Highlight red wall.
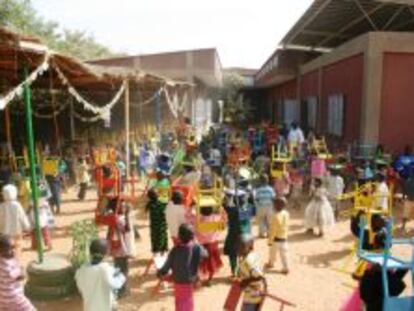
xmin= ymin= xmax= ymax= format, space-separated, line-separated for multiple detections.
xmin=380 ymin=53 xmax=414 ymax=152
xmin=263 ymin=54 xmax=364 ymax=143
xmin=301 ymin=70 xmax=319 ymax=98
xmin=321 ymin=54 xmax=364 ymax=142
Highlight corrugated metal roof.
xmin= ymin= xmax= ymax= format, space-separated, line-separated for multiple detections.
xmin=281 ymin=0 xmax=414 ymax=49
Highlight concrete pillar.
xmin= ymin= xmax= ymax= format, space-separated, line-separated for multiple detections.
xmin=360 ymin=34 xmax=383 ymax=145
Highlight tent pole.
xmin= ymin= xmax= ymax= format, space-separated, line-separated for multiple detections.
xmin=70 ymin=98 xmax=75 ymax=141
xmin=125 ymin=80 xmax=130 ymax=179
xmin=156 ymin=89 xmax=161 ymax=132
xmin=24 ymin=67 xmax=43 ymax=263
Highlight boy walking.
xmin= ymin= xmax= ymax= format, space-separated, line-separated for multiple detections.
xmin=266 ymin=197 xmax=290 ymax=274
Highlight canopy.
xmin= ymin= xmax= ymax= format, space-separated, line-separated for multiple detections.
xmin=281 ymin=0 xmax=414 ymax=50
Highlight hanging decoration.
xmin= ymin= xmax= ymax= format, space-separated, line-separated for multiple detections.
xmin=130 ymin=86 xmax=164 ymax=108
xmin=32 ymin=101 xmax=70 ymax=119
xmin=72 ymin=110 xmax=105 ymax=123
xmin=162 ymin=86 xmax=179 ymax=119
xmin=0 ymin=53 xmax=50 ymax=110
xmin=53 ymin=64 xmax=126 ymax=115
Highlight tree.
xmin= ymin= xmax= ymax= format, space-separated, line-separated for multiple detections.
xmin=0 ymin=0 xmax=115 ymax=60
xmin=218 ymin=72 xmax=252 ymax=125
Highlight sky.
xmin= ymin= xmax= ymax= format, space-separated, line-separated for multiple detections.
xmin=32 ymin=0 xmax=313 ymax=69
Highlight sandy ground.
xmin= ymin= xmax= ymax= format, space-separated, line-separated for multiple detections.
xmin=21 ymin=189 xmax=414 ymax=311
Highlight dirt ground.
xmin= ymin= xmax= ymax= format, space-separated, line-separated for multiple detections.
xmin=21 ymin=189 xmax=414 ymax=311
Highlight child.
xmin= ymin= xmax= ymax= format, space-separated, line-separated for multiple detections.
xmin=28 ymin=197 xmax=53 ymax=251
xmin=157 ymin=224 xmax=207 ymax=311
xmin=238 ymin=234 xmax=267 ymax=311
xmin=0 ymin=184 xmax=30 ymax=257
xmin=199 ymin=164 xmax=214 ymax=189
xmin=273 ymin=170 xmax=291 ymax=198
xmin=304 ymin=178 xmax=335 ymax=237
xmin=75 ymin=239 xmax=126 ymax=311
xmin=166 ymin=191 xmax=188 ymax=245
xmin=310 ymin=152 xmax=327 ymax=180
xmin=224 ymin=190 xmax=253 ymax=277
xmin=253 ymin=174 xmax=275 ymax=238
xmin=360 ymin=264 xmax=408 ymax=311
xmin=374 ymin=173 xmax=390 ymax=213
xmin=0 ymin=234 xmax=35 ymax=311
xmin=110 ymin=202 xmax=135 ymax=297
xmin=289 ymin=162 xmax=304 ymax=209
xmin=401 ymin=171 xmax=414 ymax=232
xmin=326 ymin=167 xmax=345 ymax=219
xmin=266 ymin=197 xmax=290 ymax=274
xmin=196 ymin=207 xmax=223 ymax=285
xmin=146 ymin=189 xmax=169 ymax=255
xmin=77 ymin=157 xmax=90 ymax=201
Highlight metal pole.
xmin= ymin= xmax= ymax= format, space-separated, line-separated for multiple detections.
xmin=125 ymin=80 xmax=130 ymax=179
xmin=156 ymin=89 xmax=161 ymax=132
xmin=70 ymin=98 xmax=75 ymax=141
xmin=24 ymin=67 xmax=44 ymax=263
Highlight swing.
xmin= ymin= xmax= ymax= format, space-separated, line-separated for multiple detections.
xmin=95 ymin=164 xmax=138 ymax=253
xmin=311 ymin=136 xmax=331 ymax=160
xmin=333 ymin=183 xmax=393 ymax=276
xmin=195 ymin=175 xmax=225 ymax=233
xmin=270 ymin=145 xmax=291 ymax=179
xmin=357 ymin=220 xmax=414 ymax=311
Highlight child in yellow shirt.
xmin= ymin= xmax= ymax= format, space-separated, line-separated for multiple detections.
xmin=266 ymin=197 xmax=290 ymax=274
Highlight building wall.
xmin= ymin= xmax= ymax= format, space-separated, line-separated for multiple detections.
xmin=380 ymin=52 xmax=414 ymax=152
xmin=263 ymin=54 xmax=363 ymax=144
xmin=321 ymin=54 xmax=364 ymax=142
xmin=301 ymin=70 xmax=319 ymax=98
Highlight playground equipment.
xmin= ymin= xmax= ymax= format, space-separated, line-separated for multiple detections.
xmin=334 ymin=182 xmax=393 ymax=276
xmin=94 ymin=164 xmax=138 ymax=253
xmin=42 ymin=156 xmax=60 ymax=177
xmin=357 ymin=219 xmax=414 ymax=310
xmin=270 ymin=144 xmax=292 ymax=179
xmin=195 ymin=175 xmax=225 ymax=233
xmin=311 ymin=137 xmax=332 ymax=160
xmin=92 ymin=147 xmax=117 ymax=166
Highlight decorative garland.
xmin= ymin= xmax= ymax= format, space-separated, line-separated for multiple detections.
xmin=54 ymin=64 xmax=126 ymax=115
xmin=32 ymin=101 xmax=70 ymax=119
xmin=131 ymin=87 xmax=164 ymax=108
xmin=72 ymin=110 xmax=105 ymax=123
xmin=0 ymin=53 xmax=50 ymax=110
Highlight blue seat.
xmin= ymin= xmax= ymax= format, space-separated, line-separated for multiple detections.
xmin=383 ymin=297 xmax=414 ymax=310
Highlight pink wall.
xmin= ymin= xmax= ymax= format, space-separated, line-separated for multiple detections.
xmin=380 ymin=52 xmax=414 ymax=152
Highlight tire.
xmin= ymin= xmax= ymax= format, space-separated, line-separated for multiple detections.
xmin=25 ymin=282 xmax=76 ymax=301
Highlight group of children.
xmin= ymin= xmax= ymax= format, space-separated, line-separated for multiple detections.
xmin=1 ymin=121 xmax=414 ymax=311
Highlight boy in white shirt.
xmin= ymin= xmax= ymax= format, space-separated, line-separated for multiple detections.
xmin=165 ymin=191 xmax=187 ymax=245
xmin=75 ymin=239 xmax=125 ymax=311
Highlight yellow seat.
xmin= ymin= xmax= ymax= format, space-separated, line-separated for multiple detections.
xmin=195 ymin=175 xmax=224 ymax=233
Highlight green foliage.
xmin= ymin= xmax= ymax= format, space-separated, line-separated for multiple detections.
xmin=70 ymin=220 xmax=98 ymax=268
xmin=0 ymin=0 xmax=114 ymax=60
xmin=219 ymin=72 xmax=252 ymax=125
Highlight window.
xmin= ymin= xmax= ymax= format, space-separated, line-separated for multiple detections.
xmin=306 ymin=97 xmax=318 ymax=129
xmin=327 ymin=94 xmax=345 ymax=136
xmin=283 ymin=99 xmax=300 ymax=125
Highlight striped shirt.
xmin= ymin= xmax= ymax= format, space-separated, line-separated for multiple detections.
xmin=254 ymin=185 xmax=275 ymax=210
xmin=0 ymin=258 xmax=35 ymax=311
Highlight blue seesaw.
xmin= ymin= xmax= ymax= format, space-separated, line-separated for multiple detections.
xmin=357 ymin=219 xmax=414 ymax=310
